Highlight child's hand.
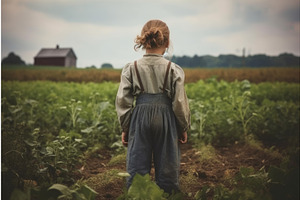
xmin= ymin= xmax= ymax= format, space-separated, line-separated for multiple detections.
xmin=179 ymin=132 xmax=188 ymax=144
xmin=122 ymin=132 xmax=128 ymax=147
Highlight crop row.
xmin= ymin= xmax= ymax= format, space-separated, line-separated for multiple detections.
xmin=186 ymin=79 xmax=299 ymax=146
xmin=1 ymin=80 xmax=299 ymax=198
xmin=2 ymin=79 xmax=299 ymax=148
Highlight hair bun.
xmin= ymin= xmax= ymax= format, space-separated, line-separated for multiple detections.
xmin=142 ymin=27 xmax=164 ymax=49
xmin=134 ymin=20 xmax=170 ymax=50
xmin=145 ymin=28 xmax=162 ymax=39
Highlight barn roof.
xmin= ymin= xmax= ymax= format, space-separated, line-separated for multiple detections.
xmin=35 ymin=47 xmax=77 ymax=59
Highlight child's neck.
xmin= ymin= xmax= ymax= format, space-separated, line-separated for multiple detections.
xmin=146 ymin=46 xmax=166 ymax=55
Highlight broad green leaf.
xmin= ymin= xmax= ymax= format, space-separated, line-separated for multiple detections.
xmin=77 ymin=185 xmax=98 ymax=200
xmin=48 ymin=184 xmax=72 ymax=196
xmin=117 ymin=172 xmax=130 ymax=177
xmin=128 ymin=174 xmax=166 ymax=200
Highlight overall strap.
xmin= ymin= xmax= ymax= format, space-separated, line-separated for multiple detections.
xmin=162 ymin=61 xmax=171 ymax=92
xmin=134 ymin=61 xmax=144 ymax=92
xmin=170 ymin=68 xmax=174 ymax=97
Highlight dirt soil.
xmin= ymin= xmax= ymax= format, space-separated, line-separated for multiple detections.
xmin=74 ymin=142 xmax=281 ymax=200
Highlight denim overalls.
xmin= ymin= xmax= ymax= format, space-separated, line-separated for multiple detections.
xmin=126 ymin=61 xmax=180 ymax=194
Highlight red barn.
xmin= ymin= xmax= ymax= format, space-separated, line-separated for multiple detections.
xmin=34 ymin=45 xmax=77 ymax=67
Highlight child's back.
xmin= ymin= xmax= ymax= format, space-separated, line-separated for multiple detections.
xmin=115 ymin=19 xmax=190 ymax=194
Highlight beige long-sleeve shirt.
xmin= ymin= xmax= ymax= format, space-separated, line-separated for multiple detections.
xmin=115 ymin=53 xmax=190 ymax=133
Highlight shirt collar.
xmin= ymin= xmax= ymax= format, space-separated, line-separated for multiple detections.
xmin=143 ymin=53 xmax=163 ymax=57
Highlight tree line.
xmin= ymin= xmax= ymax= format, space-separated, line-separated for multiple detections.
xmin=171 ymin=53 xmax=299 ymax=68
xmin=2 ymin=52 xmax=299 ymax=68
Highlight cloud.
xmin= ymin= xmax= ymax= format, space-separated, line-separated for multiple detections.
xmin=17 ymin=0 xmax=185 ymax=26
xmin=2 ymin=0 xmax=299 ymax=68
xmin=168 ymin=0 xmax=299 ymax=56
xmin=2 ymin=0 xmax=142 ymax=67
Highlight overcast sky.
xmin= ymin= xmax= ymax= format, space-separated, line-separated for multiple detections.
xmin=2 ymin=0 xmax=300 ymax=68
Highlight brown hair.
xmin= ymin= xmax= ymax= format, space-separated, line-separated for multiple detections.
xmin=134 ymin=19 xmax=170 ymax=51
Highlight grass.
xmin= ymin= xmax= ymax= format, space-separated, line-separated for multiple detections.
xmin=245 ymin=135 xmax=283 ymax=161
xmin=107 ymin=152 xmax=127 ymax=167
xmin=179 ymin=166 xmax=200 ymax=196
xmin=83 ymin=169 xmax=124 ymax=189
xmin=81 ymin=168 xmax=126 ymax=199
xmin=194 ymin=144 xmax=219 ymax=163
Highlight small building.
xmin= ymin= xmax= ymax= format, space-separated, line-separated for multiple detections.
xmin=34 ymin=45 xmax=77 ymax=67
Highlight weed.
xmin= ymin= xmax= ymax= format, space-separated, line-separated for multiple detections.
xmin=108 ymin=152 xmax=127 ymax=167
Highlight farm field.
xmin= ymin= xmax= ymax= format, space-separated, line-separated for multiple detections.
xmin=2 ymin=65 xmax=300 ymax=83
xmin=1 ymin=73 xmax=299 ymax=199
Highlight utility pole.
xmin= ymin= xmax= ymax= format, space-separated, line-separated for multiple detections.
xmin=242 ymin=47 xmax=246 ymax=67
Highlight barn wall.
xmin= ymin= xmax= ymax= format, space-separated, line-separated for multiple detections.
xmin=65 ymin=57 xmax=76 ymax=68
xmin=34 ymin=57 xmax=65 ymax=67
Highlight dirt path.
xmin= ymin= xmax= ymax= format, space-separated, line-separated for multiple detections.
xmin=74 ymin=142 xmax=281 ymax=199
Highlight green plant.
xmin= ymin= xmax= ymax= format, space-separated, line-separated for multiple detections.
xmin=118 ymin=174 xmax=183 ymax=200
xmin=60 ymin=99 xmax=82 ymax=129
xmin=9 ymin=183 xmax=97 ymax=200
xmin=24 ymin=128 xmax=86 ymax=184
xmin=45 ymin=135 xmax=87 ymax=180
xmin=233 ymin=91 xmax=258 ymax=139
xmin=2 ymin=79 xmax=299 ymax=198
xmin=194 ymin=185 xmax=211 ymax=200
xmin=128 ymin=174 xmax=166 ymax=199
xmin=223 ymin=80 xmax=259 ymax=141
xmin=194 ymin=167 xmax=272 ymax=200
xmin=81 ymin=101 xmax=120 ymax=148
xmin=47 ymin=183 xmax=98 ymax=200
xmin=190 ymin=100 xmax=208 ymax=141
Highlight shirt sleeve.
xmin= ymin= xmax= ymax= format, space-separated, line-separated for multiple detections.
xmin=172 ymin=65 xmax=191 ymax=133
xmin=115 ymin=63 xmax=134 ymax=132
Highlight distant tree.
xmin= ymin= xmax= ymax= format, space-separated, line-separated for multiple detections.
xmin=246 ymin=54 xmax=272 ymax=67
xmin=101 ymin=63 xmax=113 ymax=69
xmin=86 ymin=65 xmax=97 ymax=69
xmin=172 ymin=53 xmax=299 ymax=68
xmin=202 ymin=55 xmax=219 ymax=68
xmin=191 ymin=55 xmax=207 ymax=67
xmin=277 ymin=53 xmax=300 ymax=67
xmin=218 ymin=54 xmax=242 ymax=67
xmin=1 ymin=52 xmax=26 ymax=65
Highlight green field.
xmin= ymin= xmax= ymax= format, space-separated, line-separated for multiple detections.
xmin=2 ymin=79 xmax=299 ymax=199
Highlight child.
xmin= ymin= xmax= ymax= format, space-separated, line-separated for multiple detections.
xmin=115 ymin=19 xmax=190 ymax=194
